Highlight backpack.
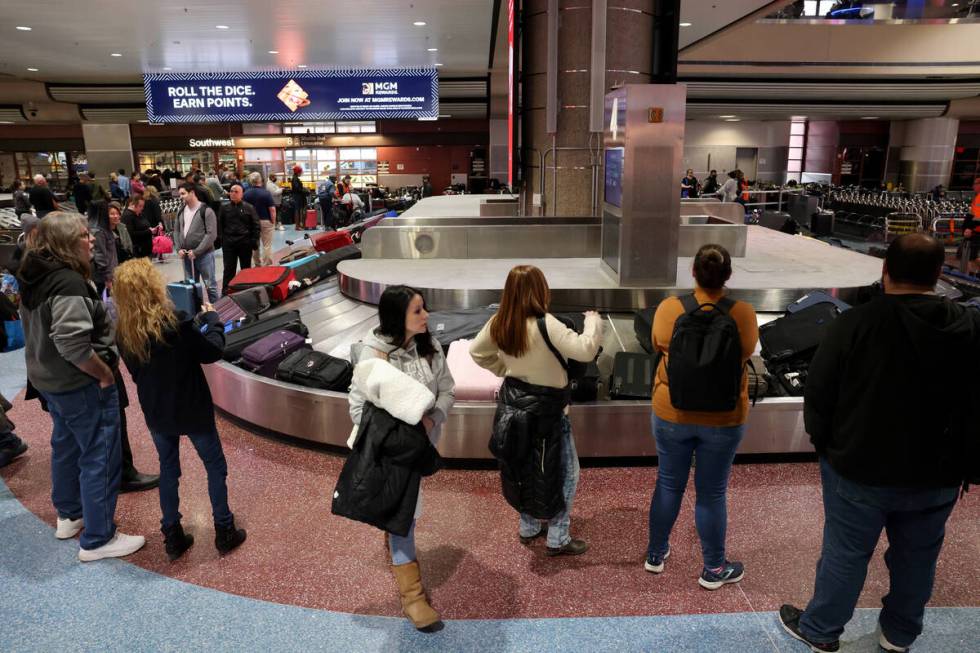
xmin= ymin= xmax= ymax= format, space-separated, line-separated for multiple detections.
xmin=658 ymin=294 xmax=744 ymax=412
xmin=317 ymin=180 xmax=334 ymax=200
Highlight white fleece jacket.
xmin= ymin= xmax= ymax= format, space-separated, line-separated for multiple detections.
xmin=346 ymin=357 xmax=436 ymax=449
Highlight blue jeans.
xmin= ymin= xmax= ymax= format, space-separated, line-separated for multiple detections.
xmin=390 ymin=519 xmax=417 ymax=565
xmin=182 ymin=250 xmax=218 ymax=303
xmin=519 ymin=415 xmax=579 ymax=548
xmin=800 ymin=458 xmax=959 ymax=648
xmin=43 ymin=382 xmax=122 ymax=550
xmin=647 ymin=414 xmax=744 ymax=568
xmin=149 ymin=427 xmax=233 ymax=529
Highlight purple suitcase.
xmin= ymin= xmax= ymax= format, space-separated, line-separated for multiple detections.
xmin=240 ymin=330 xmax=311 ymax=378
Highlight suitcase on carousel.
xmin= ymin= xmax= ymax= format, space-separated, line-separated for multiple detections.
xmin=608 ymin=352 xmax=656 ymax=400
xmin=213 ymin=294 xmax=254 ymax=327
xmin=311 ymin=230 xmax=354 ymax=253
xmin=759 ymin=302 xmax=841 ymax=364
xmin=445 ymin=339 xmax=503 ymax=401
xmin=429 ymin=306 xmax=497 ymax=352
xmin=227 ymin=286 xmax=271 ymax=317
xmin=786 ymin=290 xmax=850 ymax=315
xmin=222 ymin=310 xmax=309 ymax=361
xmin=284 ymin=253 xmax=334 ymax=285
xmin=227 ymin=265 xmax=295 ymax=304
xmin=321 ymin=244 xmax=363 ymax=274
xmin=241 ymin=330 xmax=311 ymax=378
xmin=276 ymin=349 xmax=353 ymax=391
xmin=633 ymin=307 xmax=658 ymax=354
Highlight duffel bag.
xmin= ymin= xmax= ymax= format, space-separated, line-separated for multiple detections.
xmin=276 ymin=350 xmax=353 ymax=391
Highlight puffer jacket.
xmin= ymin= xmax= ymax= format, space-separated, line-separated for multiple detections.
xmin=490 ymin=376 xmax=570 ymax=520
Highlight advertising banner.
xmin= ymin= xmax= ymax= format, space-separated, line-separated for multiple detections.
xmin=144 ymin=68 xmax=439 ymax=123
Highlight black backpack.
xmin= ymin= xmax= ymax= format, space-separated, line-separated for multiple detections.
xmin=658 ymin=295 xmax=744 ymax=412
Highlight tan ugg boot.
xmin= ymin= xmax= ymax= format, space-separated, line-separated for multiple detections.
xmin=391 ymin=560 xmax=440 ymax=630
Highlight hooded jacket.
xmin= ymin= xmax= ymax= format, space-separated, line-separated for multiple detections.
xmin=333 ymin=359 xmax=442 ymax=536
xmin=92 ymin=210 xmax=133 ymax=286
xmin=16 ymin=252 xmax=117 ymax=394
xmin=490 ymin=377 xmax=571 ymax=520
xmin=805 ymin=294 xmax=980 ymax=488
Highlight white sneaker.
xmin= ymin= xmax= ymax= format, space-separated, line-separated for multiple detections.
xmin=55 ymin=517 xmax=84 ymax=540
xmin=78 ymin=532 xmax=146 ymax=562
xmin=879 ymin=631 xmax=908 ymax=652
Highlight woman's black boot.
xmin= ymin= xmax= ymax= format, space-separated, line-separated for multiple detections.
xmin=162 ymin=522 xmax=194 ymax=561
xmin=214 ymin=520 xmax=247 ymax=555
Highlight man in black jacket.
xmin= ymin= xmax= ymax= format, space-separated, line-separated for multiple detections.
xmin=780 ymin=234 xmax=980 ymax=653
xmin=218 ymin=184 xmax=260 ymax=295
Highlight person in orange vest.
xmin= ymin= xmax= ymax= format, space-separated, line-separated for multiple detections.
xmin=964 ymin=178 xmax=980 ymax=273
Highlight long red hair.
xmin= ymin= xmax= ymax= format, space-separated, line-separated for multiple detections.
xmin=490 ymin=265 xmax=551 ymax=357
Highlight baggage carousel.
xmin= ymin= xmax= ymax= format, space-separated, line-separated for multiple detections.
xmin=205 ymin=196 xmax=883 ymax=459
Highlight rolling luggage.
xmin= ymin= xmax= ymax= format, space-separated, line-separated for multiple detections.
xmin=241 ymin=330 xmax=311 ymax=378
xmin=340 ymin=211 xmax=386 ymax=243
xmin=609 ymin=352 xmax=656 ymax=400
xmin=811 ymin=209 xmax=835 ymax=236
xmin=304 ymin=208 xmax=318 ymax=230
xmin=634 ymin=307 xmax=657 ymax=354
xmin=283 ymin=252 xmax=334 ymax=285
xmin=227 ymin=265 xmax=295 ymax=304
xmin=759 ymin=302 xmax=840 ymax=364
xmin=311 ymin=230 xmax=354 ymax=253
xmin=222 ymin=310 xmax=309 ymax=361
xmin=227 ymin=286 xmax=271 ymax=316
xmin=276 ymin=349 xmax=353 ymax=391
xmin=279 ymin=246 xmax=317 ymax=263
xmin=321 ymin=244 xmax=363 ymax=274
xmin=166 ymin=260 xmax=202 ymax=316
xmin=429 ymin=306 xmax=497 ymax=352
xmin=213 ymin=294 xmax=254 ymax=327
xmin=786 ymin=291 xmax=850 ymax=315
xmin=445 ymin=339 xmax=503 ymax=401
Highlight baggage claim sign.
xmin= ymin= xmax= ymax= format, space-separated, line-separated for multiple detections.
xmin=143 ymin=68 xmax=439 ymax=123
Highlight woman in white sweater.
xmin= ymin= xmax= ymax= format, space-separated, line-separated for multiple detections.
xmin=469 ymin=265 xmax=603 ymax=555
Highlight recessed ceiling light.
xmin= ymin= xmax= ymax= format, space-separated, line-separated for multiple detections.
xmin=111 ymin=53 xmax=122 ymax=57
xmin=680 ymin=22 xmax=692 ymax=27
xmin=439 ymin=114 xmax=451 ymax=118
xmin=719 ymin=115 xmax=736 ymax=118
xmin=427 ymin=48 xmax=438 ymax=52
xmin=434 ymin=63 xmax=444 ymax=67
xmin=724 ymin=118 xmax=741 ymax=122
xmin=163 ymin=67 xmax=172 ymax=70
xmin=27 ymin=67 xmax=38 ymax=72
xmin=216 ymin=25 xmax=230 ymax=30
xmin=861 ymin=116 xmax=879 ymax=120
xmin=0 ymin=121 xmax=14 ymax=124
xmin=268 ymin=50 xmax=279 ymax=54
xmin=16 ymin=26 xmax=31 ymax=31
xmin=297 ymin=64 xmax=308 ymax=68
xmin=138 ymin=120 xmax=149 ymax=123
xmin=413 ymin=21 xmax=427 ymax=26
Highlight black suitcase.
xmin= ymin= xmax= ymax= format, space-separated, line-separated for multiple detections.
xmin=222 ymin=310 xmax=309 ymax=361
xmin=570 ymin=361 xmax=601 ymax=402
xmin=633 ymin=307 xmax=657 ymax=354
xmin=320 ymin=244 xmax=363 ymax=275
xmin=811 ymin=209 xmax=835 ymax=236
xmin=429 ymin=307 xmax=497 ymax=351
xmin=609 ymin=352 xmax=657 ymax=400
xmin=227 ymin=286 xmax=271 ymax=316
xmin=759 ymin=303 xmax=840 ymax=364
xmin=276 ymin=350 xmax=353 ymax=392
xmin=286 ymin=253 xmax=335 ymax=285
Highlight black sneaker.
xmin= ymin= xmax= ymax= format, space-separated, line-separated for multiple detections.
xmin=698 ymin=560 xmax=744 ymax=590
xmin=0 ymin=440 xmax=28 ymax=468
xmin=779 ymin=604 xmax=840 ymax=652
xmin=546 ymin=538 xmax=589 ymax=556
xmin=519 ymin=528 xmax=546 ymax=545
xmin=644 ymin=546 xmax=670 ymax=573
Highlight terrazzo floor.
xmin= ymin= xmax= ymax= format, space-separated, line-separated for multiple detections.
xmin=1 ymin=370 xmax=978 ymax=651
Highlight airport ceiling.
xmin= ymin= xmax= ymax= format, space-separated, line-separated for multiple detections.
xmin=0 ymin=0 xmax=977 ymax=123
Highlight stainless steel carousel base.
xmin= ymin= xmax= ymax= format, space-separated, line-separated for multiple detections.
xmin=205 ymin=277 xmax=815 ymax=458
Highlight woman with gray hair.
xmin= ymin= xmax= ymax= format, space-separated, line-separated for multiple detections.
xmin=16 ymin=211 xmax=145 ymax=561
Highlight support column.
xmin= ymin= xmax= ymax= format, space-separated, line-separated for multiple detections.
xmin=888 ymin=117 xmax=959 ymax=193
xmin=523 ymin=0 xmax=655 ymax=216
xmin=81 ymin=124 xmax=135 ymax=189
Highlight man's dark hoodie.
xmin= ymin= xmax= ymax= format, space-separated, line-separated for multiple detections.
xmin=16 ymin=253 xmax=117 ymax=394
xmin=805 ymin=294 xmax=980 ymax=488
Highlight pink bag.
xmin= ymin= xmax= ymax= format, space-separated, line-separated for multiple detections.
xmin=445 ymin=339 xmax=503 ymax=401
xmin=152 ymin=233 xmax=174 ymax=255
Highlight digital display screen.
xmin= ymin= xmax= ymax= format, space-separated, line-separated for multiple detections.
xmin=604 ymin=148 xmax=624 ymax=208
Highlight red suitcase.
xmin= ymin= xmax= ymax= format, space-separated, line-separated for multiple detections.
xmin=311 ymin=230 xmax=354 ymax=253
xmin=304 ymin=208 xmax=318 ymax=230
xmin=227 ymin=266 xmax=295 ymax=304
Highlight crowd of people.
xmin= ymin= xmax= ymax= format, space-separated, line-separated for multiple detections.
xmin=2 ymin=172 xmax=977 ymax=652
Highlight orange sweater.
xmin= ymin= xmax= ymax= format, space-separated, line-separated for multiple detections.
xmin=651 ymin=289 xmax=760 ymax=427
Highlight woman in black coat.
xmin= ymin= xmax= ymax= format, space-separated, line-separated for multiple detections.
xmin=290 ymin=165 xmax=307 ymax=229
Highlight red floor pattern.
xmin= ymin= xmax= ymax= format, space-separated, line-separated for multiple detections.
xmin=3 ymin=379 xmax=978 ymax=620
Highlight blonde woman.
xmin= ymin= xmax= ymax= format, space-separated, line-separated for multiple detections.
xmin=113 ymin=258 xmax=245 ymax=561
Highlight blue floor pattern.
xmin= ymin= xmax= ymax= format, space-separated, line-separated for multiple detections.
xmin=1 ymin=476 xmax=977 ymax=652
